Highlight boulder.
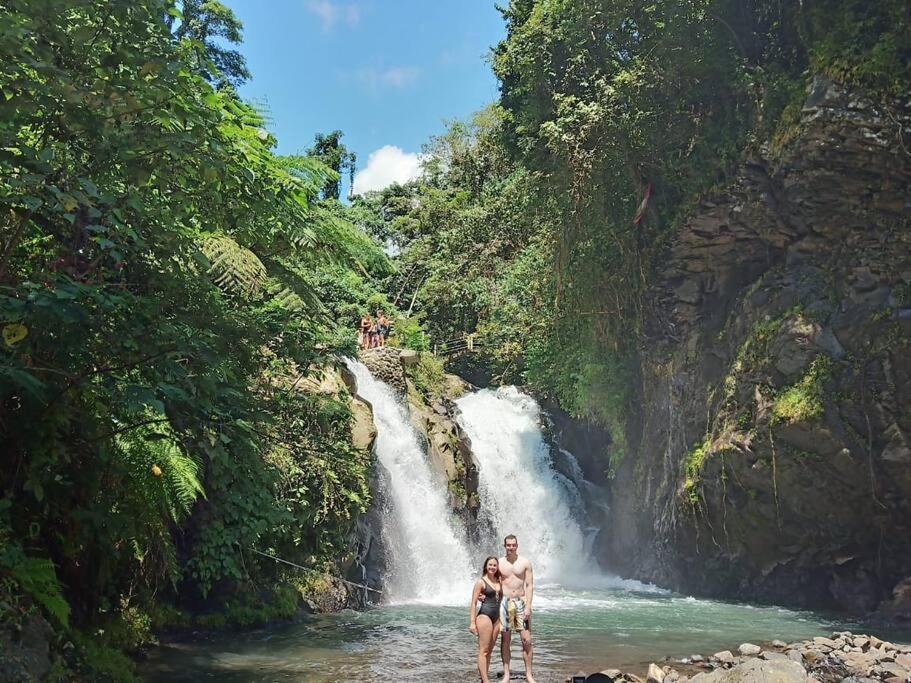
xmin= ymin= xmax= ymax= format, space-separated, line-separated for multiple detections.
xmin=349 ymin=395 xmax=377 ymax=452
xmin=647 ymin=663 xmax=664 ymax=683
xmin=398 ymin=349 xmax=420 ymax=366
xmin=689 ymin=658 xmax=808 ymax=682
xmin=359 ymin=347 xmax=407 ymax=394
xmin=785 ymin=650 xmax=804 ymax=664
xmin=738 ymin=644 xmax=761 ymax=656
xmin=713 ymin=651 xmax=735 ymax=665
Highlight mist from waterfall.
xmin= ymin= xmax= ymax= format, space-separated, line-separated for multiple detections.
xmin=345 ymin=360 xmax=473 ymax=605
xmin=456 ymin=386 xmax=592 ymax=583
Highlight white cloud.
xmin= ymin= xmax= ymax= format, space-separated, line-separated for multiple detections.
xmin=306 ymin=1 xmax=361 ymax=31
xmin=352 ymin=145 xmax=423 ymax=195
xmin=358 ymin=65 xmax=420 ymax=91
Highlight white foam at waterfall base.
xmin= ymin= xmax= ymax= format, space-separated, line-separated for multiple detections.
xmin=456 ymin=386 xmax=592 ymax=583
xmin=345 ymin=359 xmax=473 ymax=605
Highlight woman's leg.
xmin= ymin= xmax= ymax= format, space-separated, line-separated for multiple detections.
xmin=489 ymin=620 xmax=501 ymax=680
xmin=476 ymin=614 xmax=494 ymax=683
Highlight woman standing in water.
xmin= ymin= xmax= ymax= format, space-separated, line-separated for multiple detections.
xmin=469 ymin=556 xmax=502 ymax=683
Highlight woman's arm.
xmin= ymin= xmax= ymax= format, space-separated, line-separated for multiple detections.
xmin=468 ymin=579 xmax=482 ymax=633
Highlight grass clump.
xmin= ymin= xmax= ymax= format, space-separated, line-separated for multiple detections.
xmin=683 ymin=437 xmax=712 ymax=505
xmin=772 ymin=356 xmax=832 ymax=424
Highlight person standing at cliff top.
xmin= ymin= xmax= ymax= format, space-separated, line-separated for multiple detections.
xmin=376 ymin=310 xmax=389 ymax=348
xmin=499 ymin=534 xmax=536 ymax=683
xmin=359 ymin=313 xmax=373 ymax=350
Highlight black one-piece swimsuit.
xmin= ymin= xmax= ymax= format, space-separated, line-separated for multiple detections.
xmin=478 ymin=579 xmax=500 ymax=621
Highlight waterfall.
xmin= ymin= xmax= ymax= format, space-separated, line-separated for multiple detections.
xmin=345 ymin=359 xmax=473 ymax=605
xmin=456 ymin=386 xmax=591 ymax=583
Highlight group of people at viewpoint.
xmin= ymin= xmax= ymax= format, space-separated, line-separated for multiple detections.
xmin=470 ymin=534 xmax=537 ymax=683
xmin=358 ymin=310 xmax=390 ymax=350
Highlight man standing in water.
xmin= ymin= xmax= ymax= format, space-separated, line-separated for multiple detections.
xmin=499 ymin=534 xmax=535 ymax=683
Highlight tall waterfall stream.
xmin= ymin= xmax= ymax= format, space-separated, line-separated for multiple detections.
xmin=148 ymin=364 xmax=858 ymax=682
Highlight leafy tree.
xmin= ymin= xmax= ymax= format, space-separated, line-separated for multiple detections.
xmin=307 ymin=130 xmax=358 ymax=200
xmin=0 ymin=1 xmax=386 ymax=673
xmin=170 ymin=0 xmax=251 ymax=87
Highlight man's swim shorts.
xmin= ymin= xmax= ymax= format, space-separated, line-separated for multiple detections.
xmin=499 ymin=596 xmax=528 ymax=632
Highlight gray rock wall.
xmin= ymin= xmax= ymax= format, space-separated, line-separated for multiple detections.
xmin=604 ymin=77 xmax=911 ymax=613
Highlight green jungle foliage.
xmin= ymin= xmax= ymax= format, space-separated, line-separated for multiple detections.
xmin=377 ymin=0 xmax=907 ymax=463
xmin=0 ymin=0 xmax=905 ymax=676
xmin=0 ymin=0 xmax=390 ymax=676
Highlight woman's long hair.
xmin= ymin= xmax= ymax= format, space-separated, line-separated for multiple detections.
xmin=480 ymin=556 xmax=501 ymax=580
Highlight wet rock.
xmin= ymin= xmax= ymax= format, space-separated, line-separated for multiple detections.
xmin=875 ymin=576 xmax=911 ymax=623
xmin=0 ymin=614 xmax=54 ymax=682
xmin=405 ymin=372 xmax=479 ymax=530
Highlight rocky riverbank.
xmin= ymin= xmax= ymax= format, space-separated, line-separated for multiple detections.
xmin=575 ymin=632 xmax=911 ymax=683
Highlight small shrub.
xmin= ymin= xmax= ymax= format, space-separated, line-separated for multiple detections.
xmin=407 ymin=353 xmax=446 ymax=398
xmin=389 ymin=315 xmax=430 ymax=351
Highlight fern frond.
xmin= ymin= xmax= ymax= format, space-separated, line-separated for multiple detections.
xmin=163 ymin=446 xmax=204 ymax=517
xmin=200 ymin=235 xmax=267 ymax=297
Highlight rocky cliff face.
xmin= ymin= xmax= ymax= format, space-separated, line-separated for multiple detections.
xmin=604 ymin=77 xmax=911 ymax=614
xmin=406 ymin=373 xmax=480 ymax=532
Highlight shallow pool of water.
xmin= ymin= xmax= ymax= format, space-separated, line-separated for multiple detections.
xmin=145 ymin=578 xmax=909 ymax=683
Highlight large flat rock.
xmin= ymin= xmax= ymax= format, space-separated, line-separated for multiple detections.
xmin=689 ymin=658 xmax=808 ymax=682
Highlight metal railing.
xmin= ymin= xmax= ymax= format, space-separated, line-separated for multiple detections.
xmin=433 ymin=333 xmax=484 ymax=356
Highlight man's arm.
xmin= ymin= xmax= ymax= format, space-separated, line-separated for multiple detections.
xmin=524 ymin=562 xmax=533 ymax=617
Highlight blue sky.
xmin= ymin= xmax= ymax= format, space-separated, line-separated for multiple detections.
xmin=227 ymin=0 xmax=505 ymax=195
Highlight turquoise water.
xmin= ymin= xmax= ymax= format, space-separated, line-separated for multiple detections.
xmin=144 ymin=579 xmax=889 ymax=682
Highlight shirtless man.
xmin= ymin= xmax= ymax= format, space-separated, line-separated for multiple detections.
xmin=499 ymin=534 xmax=535 ymax=683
